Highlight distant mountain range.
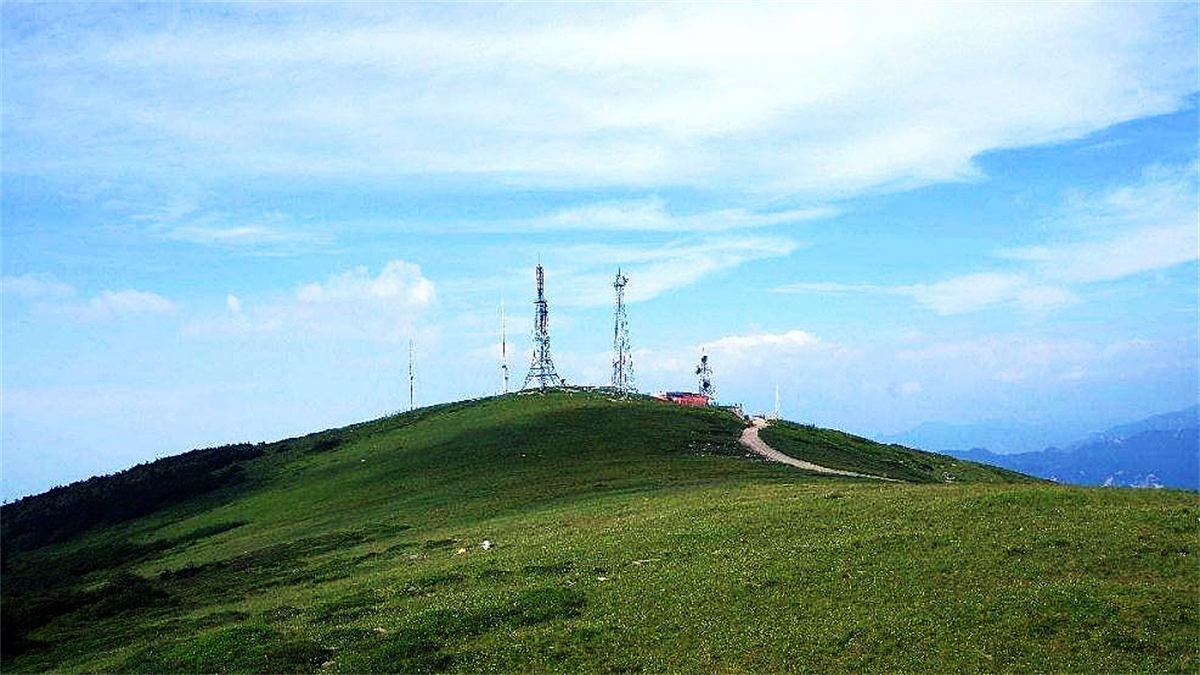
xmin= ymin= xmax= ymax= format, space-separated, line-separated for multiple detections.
xmin=931 ymin=406 xmax=1199 ymax=490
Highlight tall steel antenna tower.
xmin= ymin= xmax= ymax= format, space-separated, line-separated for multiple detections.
xmin=522 ymin=262 xmax=565 ymax=389
xmin=500 ymin=299 xmax=510 ymax=394
xmin=610 ymin=268 xmax=635 ymax=394
xmin=408 ymin=336 xmax=415 ymax=411
xmin=696 ymin=351 xmax=714 ymax=400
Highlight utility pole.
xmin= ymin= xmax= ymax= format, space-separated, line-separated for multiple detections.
xmin=500 ymin=299 xmax=510 ymax=394
xmin=408 ymin=336 xmax=415 ymax=411
xmin=522 ymin=262 xmax=565 ymax=389
xmin=611 ymin=268 xmax=635 ymax=394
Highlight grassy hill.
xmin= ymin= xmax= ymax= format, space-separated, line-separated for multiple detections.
xmin=2 ymin=390 xmax=1196 ymax=673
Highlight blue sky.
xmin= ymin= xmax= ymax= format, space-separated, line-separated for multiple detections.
xmin=2 ymin=2 xmax=1197 ymax=500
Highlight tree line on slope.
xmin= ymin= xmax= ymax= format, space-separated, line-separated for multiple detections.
xmin=0 ymin=443 xmax=264 ymax=557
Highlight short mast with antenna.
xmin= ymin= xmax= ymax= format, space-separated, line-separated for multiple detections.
xmin=522 ymin=261 xmax=565 ymax=389
xmin=408 ymin=336 xmax=415 ymax=411
xmin=610 ymin=268 xmax=635 ymax=394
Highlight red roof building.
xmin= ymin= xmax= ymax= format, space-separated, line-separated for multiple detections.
xmin=656 ymin=391 xmax=711 ymax=407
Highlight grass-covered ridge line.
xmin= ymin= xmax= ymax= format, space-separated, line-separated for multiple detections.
xmin=2 ymin=390 xmax=1195 ymax=673
xmin=759 ymin=419 xmax=1036 ymax=483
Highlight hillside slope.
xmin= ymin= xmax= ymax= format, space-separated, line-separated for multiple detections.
xmin=2 ymin=391 xmax=1195 ymax=674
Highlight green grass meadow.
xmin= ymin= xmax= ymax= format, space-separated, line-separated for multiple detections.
xmin=3 ymin=391 xmax=1196 ymax=673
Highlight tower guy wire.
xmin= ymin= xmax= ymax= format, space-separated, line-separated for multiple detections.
xmin=522 ymin=262 xmax=566 ymax=390
xmin=610 ymin=268 xmax=635 ymax=394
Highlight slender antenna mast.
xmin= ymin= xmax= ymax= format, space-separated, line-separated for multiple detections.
xmin=522 ymin=261 xmax=565 ymax=389
xmin=611 ymin=268 xmax=635 ymax=394
xmin=500 ymin=299 xmax=510 ymax=394
xmin=408 ymin=336 xmax=415 ymax=411
xmin=774 ymin=384 xmax=780 ymax=420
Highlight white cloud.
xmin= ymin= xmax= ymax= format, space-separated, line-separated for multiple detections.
xmin=696 ymin=329 xmax=831 ymax=372
xmin=4 ymin=4 xmax=1193 ymax=197
xmin=298 ymin=261 xmax=436 ymax=307
xmin=1 ymin=273 xmax=75 ymax=299
xmin=187 ymin=260 xmax=435 ymax=342
xmin=53 ymin=289 xmax=177 ymax=322
xmin=625 ymin=327 xmax=837 ymax=398
xmin=703 ymin=330 xmax=822 ymax=353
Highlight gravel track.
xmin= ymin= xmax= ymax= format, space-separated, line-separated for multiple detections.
xmin=739 ymin=417 xmax=898 ymax=481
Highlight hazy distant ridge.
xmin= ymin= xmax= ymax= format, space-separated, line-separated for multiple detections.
xmin=942 ymin=406 xmax=1199 ymax=489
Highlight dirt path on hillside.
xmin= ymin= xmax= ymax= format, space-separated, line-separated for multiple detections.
xmin=739 ymin=418 xmax=898 ymax=481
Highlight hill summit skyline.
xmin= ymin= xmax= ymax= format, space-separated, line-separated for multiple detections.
xmin=3 ymin=3 xmax=1197 ymax=504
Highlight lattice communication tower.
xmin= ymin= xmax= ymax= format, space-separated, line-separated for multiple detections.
xmin=522 ymin=262 xmax=566 ymax=389
xmin=696 ymin=352 xmax=714 ymax=399
xmin=610 ymin=269 xmax=636 ymax=394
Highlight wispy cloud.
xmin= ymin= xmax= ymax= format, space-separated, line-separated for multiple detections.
xmin=774 ymin=162 xmax=1196 ymax=315
xmin=4 ymin=4 xmax=1193 ymax=198
xmin=1002 ymin=162 xmax=1199 ymax=283
xmin=774 ymin=274 xmax=1077 ymax=316
xmin=895 ymin=333 xmax=1172 ymax=386
xmin=898 ymin=274 xmax=1078 ymax=316
xmin=549 ymin=235 xmax=800 ymax=307
xmin=126 ymin=197 xmax=334 ymax=254
xmin=512 ymin=199 xmax=835 ymax=233
xmin=1 ymin=273 xmax=75 ymax=299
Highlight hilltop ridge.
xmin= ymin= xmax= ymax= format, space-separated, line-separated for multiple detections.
xmin=2 ymin=390 xmax=1194 ymax=674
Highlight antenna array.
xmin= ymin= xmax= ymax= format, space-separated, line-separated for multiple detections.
xmin=696 ymin=352 xmax=714 ymax=399
xmin=610 ymin=269 xmax=635 ymax=394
